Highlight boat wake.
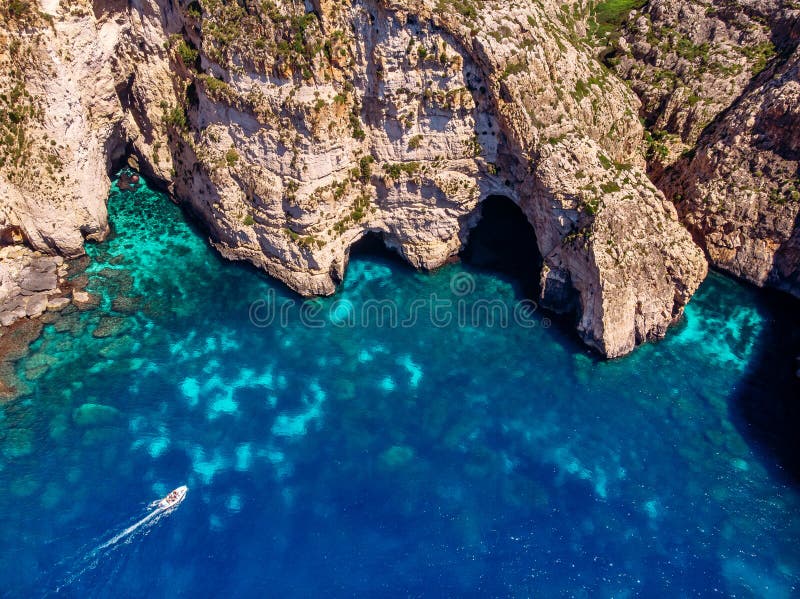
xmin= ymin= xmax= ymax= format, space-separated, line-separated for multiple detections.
xmin=49 ymin=486 xmax=188 ymax=594
xmin=93 ymin=506 xmax=168 ymax=553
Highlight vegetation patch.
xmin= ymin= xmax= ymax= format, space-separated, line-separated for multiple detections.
xmin=589 ymin=0 xmax=647 ymax=42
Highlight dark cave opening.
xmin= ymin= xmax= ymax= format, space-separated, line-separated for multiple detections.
xmin=347 ymin=230 xmax=410 ymax=268
xmin=460 ymin=195 xmax=543 ymax=298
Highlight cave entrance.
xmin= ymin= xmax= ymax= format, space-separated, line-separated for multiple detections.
xmin=348 ymin=230 xmax=409 ymax=267
xmin=460 ymin=195 xmax=542 ymax=298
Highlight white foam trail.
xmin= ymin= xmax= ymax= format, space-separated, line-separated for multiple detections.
xmin=51 ymin=502 xmax=181 ymax=593
xmin=94 ymin=507 xmax=163 ymax=552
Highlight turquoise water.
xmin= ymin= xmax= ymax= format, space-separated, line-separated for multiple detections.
xmin=1 ymin=175 xmax=799 ymax=596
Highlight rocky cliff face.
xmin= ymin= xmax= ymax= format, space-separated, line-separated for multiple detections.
xmin=665 ymin=46 xmax=800 ymax=296
xmin=2 ymin=0 xmax=713 ymax=357
xmin=609 ymin=0 xmax=800 ymax=298
xmin=0 ymin=1 xmax=125 ymax=255
xmin=612 ymin=0 xmax=797 ymax=162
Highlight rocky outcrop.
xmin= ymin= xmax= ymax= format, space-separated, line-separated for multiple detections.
xmin=424 ymin=2 xmax=707 ymax=356
xmin=0 ymin=1 xmax=126 ymax=256
xmin=664 ymin=46 xmax=800 ymax=296
xmin=0 ymin=245 xmax=71 ymax=327
xmin=0 ymin=0 xmax=709 ymax=358
xmin=608 ymin=0 xmax=800 ymax=298
xmin=611 ymin=0 xmax=800 ymax=171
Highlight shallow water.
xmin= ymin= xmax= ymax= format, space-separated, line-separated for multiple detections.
xmin=1 ymin=176 xmax=799 ymax=596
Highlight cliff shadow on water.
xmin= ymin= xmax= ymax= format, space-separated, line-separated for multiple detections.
xmin=459 ymin=195 xmax=543 ymax=299
xmin=729 ymin=286 xmax=800 ymax=483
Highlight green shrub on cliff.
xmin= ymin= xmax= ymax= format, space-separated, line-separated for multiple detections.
xmin=0 ymin=0 xmax=32 ymax=20
xmin=163 ymin=105 xmax=188 ymax=130
xmin=435 ymin=0 xmax=483 ymax=19
xmin=358 ymin=156 xmax=374 ymax=181
xmin=225 ymin=148 xmax=239 ymax=167
xmin=739 ymin=41 xmax=776 ymax=74
xmin=408 ymin=135 xmax=424 ymax=150
xmin=176 ymin=41 xmax=200 ymax=69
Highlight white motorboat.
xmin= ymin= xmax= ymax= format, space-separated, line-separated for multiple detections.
xmin=158 ymin=485 xmax=188 ymax=510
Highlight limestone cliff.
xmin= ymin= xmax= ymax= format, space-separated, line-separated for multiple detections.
xmin=666 ymin=46 xmax=800 ymax=296
xmin=608 ymin=0 xmax=800 ymax=298
xmin=611 ymin=0 xmax=798 ymax=165
xmin=0 ymin=0 xmax=709 ymax=358
xmin=0 ymin=1 xmax=125 ymax=255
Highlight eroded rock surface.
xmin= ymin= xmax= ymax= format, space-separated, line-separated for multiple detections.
xmin=609 ymin=0 xmax=800 ymax=298
xmin=0 ymin=0 xmax=711 ymax=357
xmin=665 ymin=47 xmax=800 ymax=296
xmin=0 ymin=245 xmax=70 ymax=327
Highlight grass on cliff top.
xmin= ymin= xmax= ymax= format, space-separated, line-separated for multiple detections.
xmin=591 ymin=0 xmax=647 ymax=40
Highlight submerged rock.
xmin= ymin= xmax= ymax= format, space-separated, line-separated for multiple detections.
xmin=67 ymin=256 xmax=91 ymax=278
xmin=72 ymin=403 xmax=122 ymax=428
xmin=111 ymin=295 xmax=141 ymax=315
xmin=81 ymin=427 xmax=123 ymax=446
xmin=53 ymin=312 xmax=84 ymax=336
xmin=0 ymin=319 xmax=43 ymax=363
xmin=92 ymin=316 xmax=128 ymax=339
xmin=72 ymin=290 xmax=99 ymax=311
xmin=98 ymin=335 xmax=136 ymax=359
xmin=2 ymin=428 xmax=34 ymax=459
xmin=22 ymin=352 xmax=57 ymax=382
xmin=41 ymin=483 xmax=64 ymax=510
xmin=379 ymin=445 xmax=416 ymax=469
xmin=10 ymin=477 xmax=39 ymax=498
xmin=68 ymin=273 xmax=89 ymax=290
xmin=0 ymin=376 xmax=17 ymax=401
xmin=49 ymin=414 xmax=69 ymax=442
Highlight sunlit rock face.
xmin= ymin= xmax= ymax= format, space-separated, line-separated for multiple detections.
xmin=663 ymin=47 xmax=800 ymax=299
xmin=610 ymin=0 xmax=800 ymax=298
xmin=0 ymin=0 xmax=708 ymax=356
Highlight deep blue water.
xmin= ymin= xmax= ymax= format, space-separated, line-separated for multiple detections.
xmin=1 ymin=176 xmax=799 ymax=597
